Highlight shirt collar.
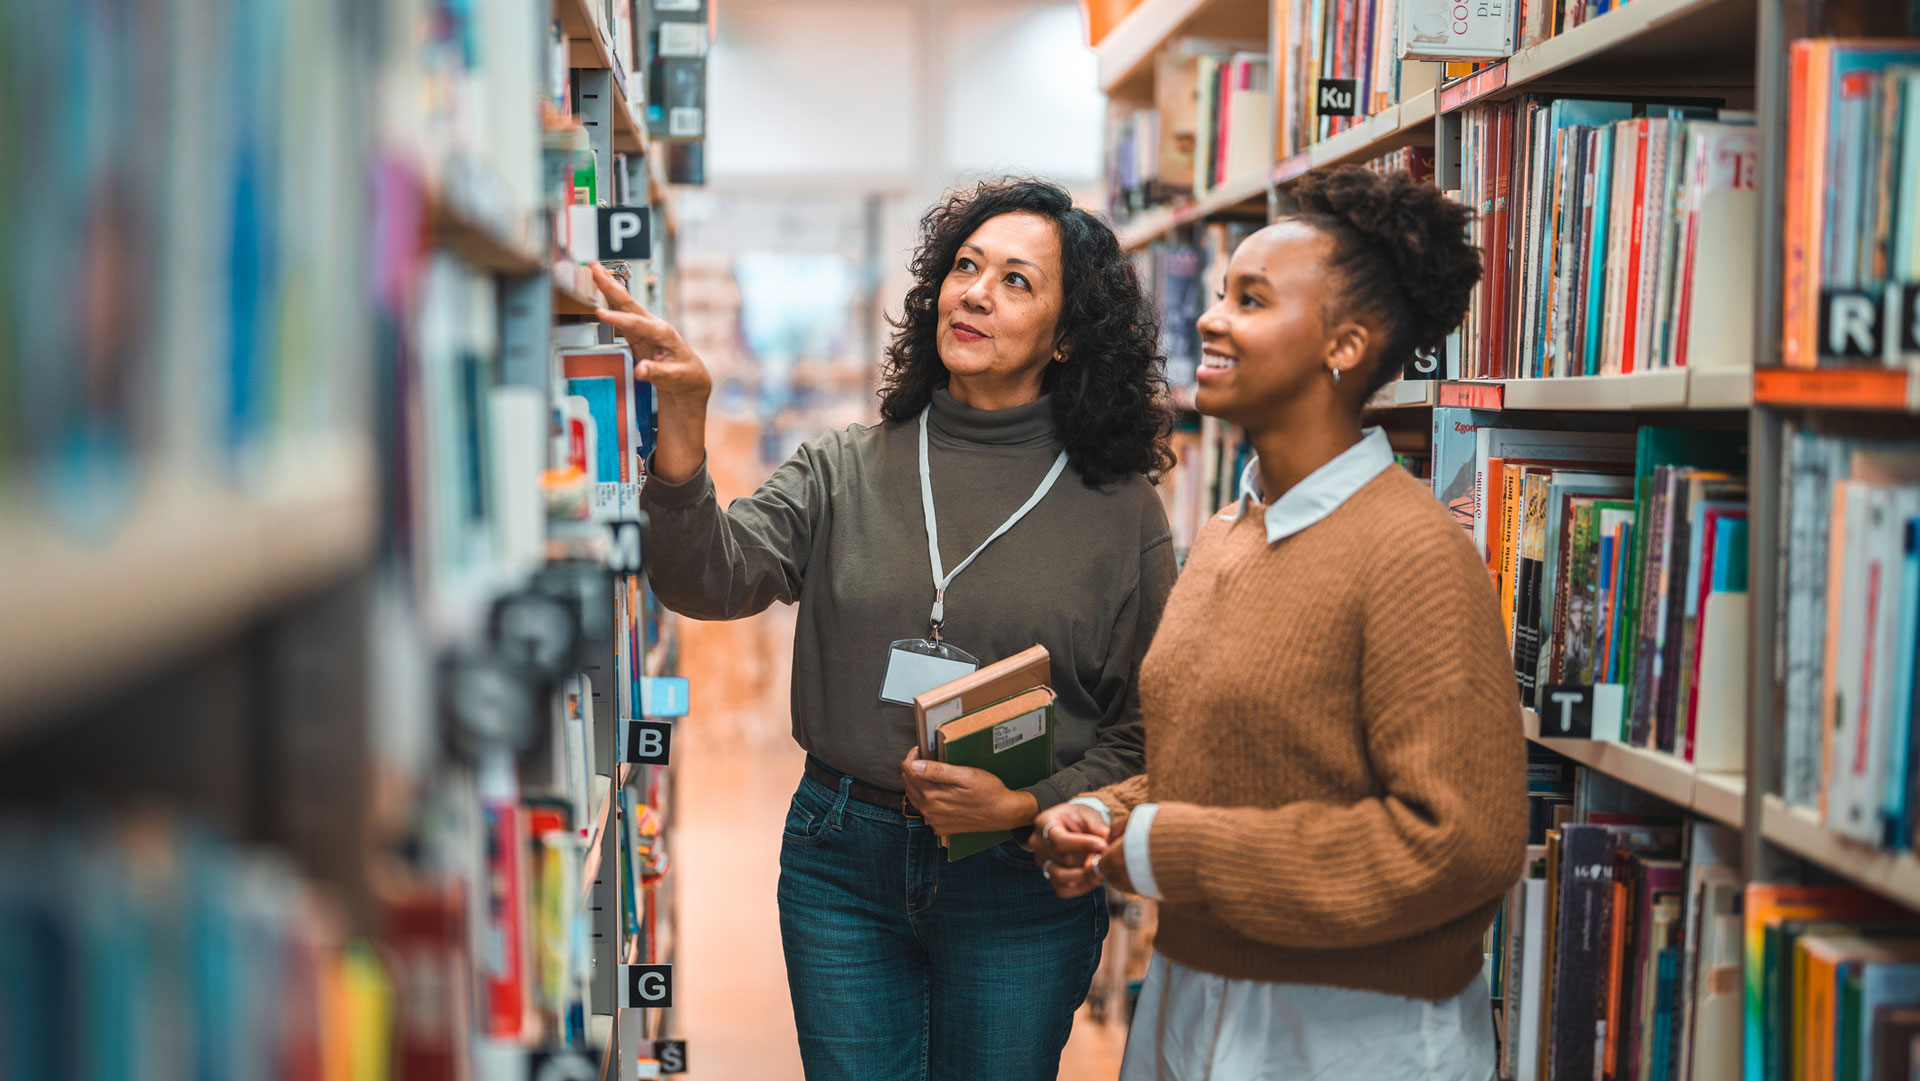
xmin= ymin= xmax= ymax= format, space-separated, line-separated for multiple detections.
xmin=1220 ymin=427 xmax=1395 ymax=543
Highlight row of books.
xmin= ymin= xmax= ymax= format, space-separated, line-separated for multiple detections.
xmin=1490 ymin=757 xmax=1743 ymax=1081
xmin=1160 ymin=417 xmax=1254 ymax=556
xmin=1747 ymin=882 xmax=1920 ymax=1081
xmin=1140 ymin=221 xmax=1259 ymax=391
xmin=1781 ymin=40 xmax=1920 ymax=368
xmin=1356 ymin=144 xmax=1436 ymax=182
xmin=1104 ymin=41 xmax=1270 ymax=221
xmin=2 ymin=0 xmax=406 ymax=533
xmin=1775 ymin=425 xmax=1920 ymax=859
xmin=1452 ymin=96 xmax=1758 ymax=382
xmin=0 ymin=821 xmax=396 ymax=1081
xmin=1434 ymin=413 xmax=1750 ymax=764
xmin=1276 ymin=0 xmax=1441 ymax=155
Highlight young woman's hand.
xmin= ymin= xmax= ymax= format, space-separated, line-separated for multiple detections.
xmin=590 ymin=262 xmax=712 ymax=484
xmin=899 ymin=747 xmax=1041 ymax=835
xmin=1031 ymin=803 xmax=1114 ymax=898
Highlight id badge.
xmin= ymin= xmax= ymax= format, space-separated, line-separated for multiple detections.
xmin=878 ymin=638 xmax=979 ymax=706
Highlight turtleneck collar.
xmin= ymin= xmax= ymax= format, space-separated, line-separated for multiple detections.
xmin=927 ymin=385 xmax=1061 ymax=448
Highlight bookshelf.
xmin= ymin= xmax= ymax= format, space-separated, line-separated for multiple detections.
xmin=0 ymin=0 xmax=692 ymax=1074
xmin=1096 ymin=0 xmax=1271 ymax=99
xmin=1094 ymin=0 xmax=1920 ymax=1071
xmin=1117 ymin=171 xmax=1269 ymax=252
xmin=554 ymin=0 xmax=652 ymax=154
xmin=0 ymin=435 xmax=377 ymax=734
xmin=1281 ymin=88 xmax=1438 ymax=181
xmin=1759 ymin=797 xmax=1920 ymax=912
xmin=1435 ymin=0 xmax=1759 ymax=115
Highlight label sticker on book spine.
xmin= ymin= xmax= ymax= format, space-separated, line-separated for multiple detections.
xmin=992 ymin=709 xmax=1046 ymax=753
xmin=658 ymin=21 xmax=707 ymax=57
xmin=926 ymin=698 xmax=964 ymax=726
xmin=668 ymin=107 xmax=704 ymax=138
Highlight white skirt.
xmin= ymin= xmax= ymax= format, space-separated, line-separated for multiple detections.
xmin=1118 ymin=954 xmax=1497 ymax=1081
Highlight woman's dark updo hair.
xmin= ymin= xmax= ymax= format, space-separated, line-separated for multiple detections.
xmin=1288 ymin=165 xmax=1481 ymax=397
xmin=877 ymin=176 xmax=1175 ymax=487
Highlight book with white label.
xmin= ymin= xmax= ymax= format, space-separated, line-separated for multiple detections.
xmin=911 ymin=643 xmax=1051 ymax=757
xmin=930 ymin=685 xmax=1057 ymax=861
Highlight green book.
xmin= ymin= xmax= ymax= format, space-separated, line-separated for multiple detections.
xmin=934 ymin=686 xmax=1056 ymax=861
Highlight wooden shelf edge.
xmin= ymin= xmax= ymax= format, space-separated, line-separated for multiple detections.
xmin=1431 ymin=369 xmax=1754 ymax=412
xmin=1523 ymin=708 xmax=1747 ymax=828
xmin=1365 ymin=379 xmax=1440 ymax=410
xmin=427 ymin=193 xmax=544 ymax=275
xmin=1761 ymin=795 xmax=1920 ymax=911
xmin=1116 ymin=172 xmax=1268 ymax=253
xmin=1095 ymin=0 xmax=1215 ymax=96
xmin=0 ymin=434 xmax=379 ymax=734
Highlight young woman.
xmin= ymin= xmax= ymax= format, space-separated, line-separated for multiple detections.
xmin=1032 ymin=165 xmax=1528 ymax=1081
xmin=591 ymin=177 xmax=1178 ymax=1081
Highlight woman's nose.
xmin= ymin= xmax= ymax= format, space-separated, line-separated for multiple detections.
xmin=960 ymin=278 xmax=991 ymax=311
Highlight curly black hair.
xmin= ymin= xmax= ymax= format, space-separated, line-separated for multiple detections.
xmin=1288 ymin=165 xmax=1481 ymax=398
xmin=876 ymin=177 xmax=1176 ymax=487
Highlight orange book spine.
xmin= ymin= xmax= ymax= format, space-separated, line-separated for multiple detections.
xmin=1602 ymin=876 xmax=1630 ymax=1079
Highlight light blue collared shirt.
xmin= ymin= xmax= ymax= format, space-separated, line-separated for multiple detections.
xmin=1219 ymin=425 xmax=1397 ymax=544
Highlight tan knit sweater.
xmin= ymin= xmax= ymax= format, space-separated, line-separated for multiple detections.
xmin=1092 ymin=466 xmax=1527 ymax=1002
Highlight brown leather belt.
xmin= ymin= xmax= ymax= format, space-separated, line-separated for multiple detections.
xmin=804 ymin=755 xmax=921 ymax=818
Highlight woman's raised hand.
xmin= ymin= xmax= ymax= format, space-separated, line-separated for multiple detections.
xmin=591 ymin=263 xmax=712 ymax=404
xmin=590 ymin=263 xmax=711 ymax=484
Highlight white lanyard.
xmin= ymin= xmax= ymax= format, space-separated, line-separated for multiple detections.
xmin=918 ymin=406 xmax=1068 ymax=638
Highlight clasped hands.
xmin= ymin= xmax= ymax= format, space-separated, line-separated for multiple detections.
xmin=1028 ymin=801 xmax=1115 ymax=899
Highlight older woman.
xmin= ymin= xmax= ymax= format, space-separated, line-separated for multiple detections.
xmin=591 ymin=176 xmax=1177 ymax=1081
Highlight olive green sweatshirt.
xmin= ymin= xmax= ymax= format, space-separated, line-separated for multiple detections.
xmin=640 ymin=387 xmax=1176 ymax=807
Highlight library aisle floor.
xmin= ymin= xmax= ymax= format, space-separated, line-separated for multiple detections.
xmin=675 ymin=419 xmax=1127 ymax=1080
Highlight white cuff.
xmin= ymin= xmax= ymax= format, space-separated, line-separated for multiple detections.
xmin=1068 ymin=796 xmax=1112 ymax=824
xmin=1123 ymin=803 xmax=1161 ymax=900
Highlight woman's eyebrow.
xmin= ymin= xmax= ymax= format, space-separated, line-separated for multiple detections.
xmin=959 ymin=242 xmax=1051 ymax=283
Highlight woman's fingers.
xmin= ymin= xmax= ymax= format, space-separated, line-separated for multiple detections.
xmin=589 ymin=262 xmax=650 ymax=316
xmin=1044 ymin=862 xmax=1103 ymax=898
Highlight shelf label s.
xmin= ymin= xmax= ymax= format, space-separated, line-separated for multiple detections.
xmin=653 ymin=1040 xmax=689 ymax=1074
xmin=621 ymin=964 xmax=674 ymax=1008
xmin=624 ymin=720 xmax=673 ymax=765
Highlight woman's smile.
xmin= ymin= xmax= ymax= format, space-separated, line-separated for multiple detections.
xmin=950 ymin=319 xmax=990 ymax=343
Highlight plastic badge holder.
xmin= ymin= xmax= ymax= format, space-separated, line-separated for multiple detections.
xmin=877 ymin=637 xmax=978 ymax=706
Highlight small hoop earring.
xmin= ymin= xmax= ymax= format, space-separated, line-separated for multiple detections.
xmin=1330 ymin=367 xmax=1342 ymax=384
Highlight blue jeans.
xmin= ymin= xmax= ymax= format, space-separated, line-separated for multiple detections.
xmin=777 ymin=772 xmax=1108 ymax=1081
